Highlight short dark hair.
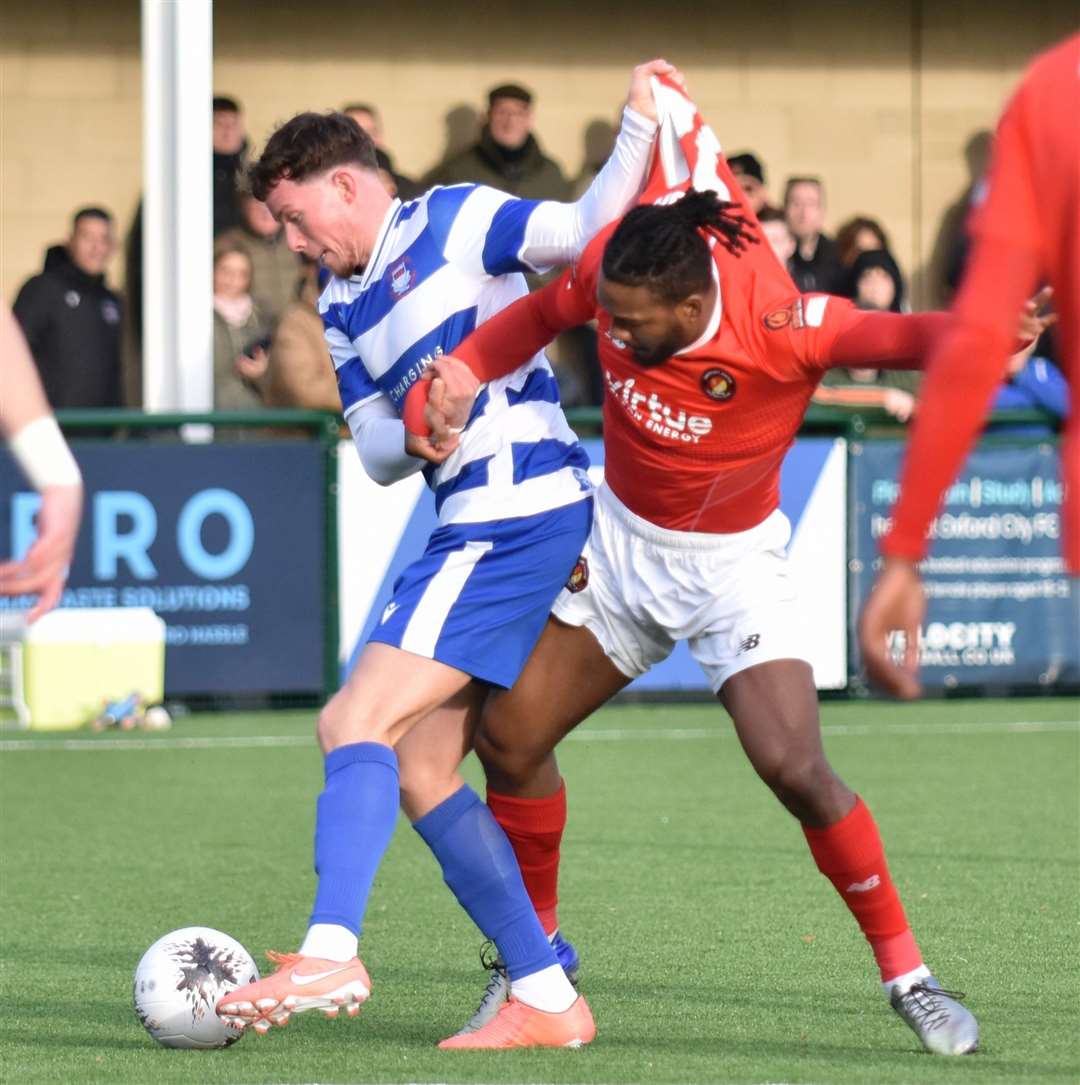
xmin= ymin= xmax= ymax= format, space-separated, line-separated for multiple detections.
xmin=343 ymin=102 xmax=378 ymax=118
xmin=72 ymin=206 xmax=112 ymax=228
xmin=784 ymin=176 xmax=824 ymax=205
xmin=602 ymin=189 xmax=757 ymax=302
xmin=213 ymin=95 xmax=241 ymax=114
xmin=488 ymin=83 xmax=532 ymax=109
xmin=248 ymin=112 xmax=379 ymax=201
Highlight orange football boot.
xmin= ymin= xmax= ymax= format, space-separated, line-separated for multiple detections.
xmin=438 ymin=994 xmax=595 ymax=1049
xmin=216 ymin=950 xmax=371 ymax=1034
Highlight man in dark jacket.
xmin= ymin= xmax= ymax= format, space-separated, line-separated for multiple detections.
xmin=13 ymin=207 xmax=123 ymax=408
xmin=213 ymin=95 xmax=247 ymax=237
xmin=425 ymin=83 xmax=570 ymax=200
xmin=784 ymin=176 xmax=844 ymax=294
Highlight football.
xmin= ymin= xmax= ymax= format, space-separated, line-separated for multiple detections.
xmin=133 ymin=926 xmax=258 ymax=1048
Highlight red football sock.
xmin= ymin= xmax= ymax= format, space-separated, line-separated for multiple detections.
xmin=487 ymin=781 xmax=566 ymax=936
xmin=802 ymin=796 xmax=923 ymax=982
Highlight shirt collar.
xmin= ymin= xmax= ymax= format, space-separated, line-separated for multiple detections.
xmin=354 ymin=198 xmax=402 ymax=287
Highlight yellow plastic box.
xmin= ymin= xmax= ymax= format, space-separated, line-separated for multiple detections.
xmin=22 ymin=608 xmax=166 ymax=730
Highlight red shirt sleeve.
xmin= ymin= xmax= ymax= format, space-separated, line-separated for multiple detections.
xmin=827 ymin=310 xmax=953 ymax=371
xmin=454 ymin=266 xmax=596 ymax=380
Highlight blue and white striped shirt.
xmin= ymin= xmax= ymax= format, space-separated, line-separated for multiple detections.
xmin=320 ymin=183 xmax=595 ymax=524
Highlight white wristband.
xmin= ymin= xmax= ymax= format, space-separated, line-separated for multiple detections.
xmin=9 ymin=416 xmax=82 ymax=491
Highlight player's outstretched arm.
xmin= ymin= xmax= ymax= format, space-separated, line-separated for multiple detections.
xmin=825 ymin=309 xmax=952 ymax=372
xmin=0 ymin=302 xmax=83 ymax=621
xmin=820 ymin=287 xmax=1052 ymax=375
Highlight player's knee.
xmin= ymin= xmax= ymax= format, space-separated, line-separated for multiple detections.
xmin=767 ymin=752 xmax=849 ymax=822
xmin=762 ymin=750 xmax=830 ymax=802
xmin=473 ymin=727 xmax=544 ymax=790
xmin=316 ymin=694 xmax=390 ymax=753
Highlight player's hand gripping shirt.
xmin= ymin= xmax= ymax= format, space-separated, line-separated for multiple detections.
xmin=321 ymin=107 xmax=656 ymax=525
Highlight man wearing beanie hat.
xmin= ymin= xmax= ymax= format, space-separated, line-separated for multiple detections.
xmin=729 ymin=151 xmax=779 ymax=216
xmin=426 ymin=82 xmax=570 ymax=201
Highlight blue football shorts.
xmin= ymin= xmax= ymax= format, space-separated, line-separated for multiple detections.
xmin=367 ymin=496 xmax=593 ymax=688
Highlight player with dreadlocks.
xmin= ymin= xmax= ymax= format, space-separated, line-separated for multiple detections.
xmin=401 ymin=75 xmax=1046 ymax=1051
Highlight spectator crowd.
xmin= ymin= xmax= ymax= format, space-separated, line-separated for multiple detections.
xmin=11 ymin=84 xmax=1067 ymax=431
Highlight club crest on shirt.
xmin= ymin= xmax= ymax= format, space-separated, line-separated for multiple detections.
xmin=388 ymin=257 xmax=416 ymax=297
xmin=565 ymin=556 xmax=589 ymax=593
xmin=701 ymin=368 xmax=736 ymax=401
xmin=763 ymin=298 xmax=805 ymax=331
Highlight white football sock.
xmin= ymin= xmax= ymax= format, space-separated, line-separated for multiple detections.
xmin=882 ymin=962 xmax=931 ymax=997
xmin=299 ymin=923 xmax=358 ymax=962
xmin=510 ymin=963 xmax=577 ymax=1013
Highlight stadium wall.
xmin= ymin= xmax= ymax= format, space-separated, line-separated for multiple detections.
xmin=1 ymin=0 xmax=1076 ymax=307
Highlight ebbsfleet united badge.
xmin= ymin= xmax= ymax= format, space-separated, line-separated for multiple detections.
xmin=566 ymin=557 xmax=589 ymax=593
xmin=701 ymin=368 xmax=736 ymax=401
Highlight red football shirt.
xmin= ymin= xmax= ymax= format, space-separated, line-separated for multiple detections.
xmin=406 ymin=77 xmax=951 ymax=534
xmin=443 ymin=229 xmax=947 ymax=534
xmin=884 ymin=32 xmax=1080 ymax=571
xmin=546 ymin=229 xmax=855 ymax=533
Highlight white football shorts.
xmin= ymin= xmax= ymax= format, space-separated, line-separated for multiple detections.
xmin=552 ymin=483 xmax=809 ymax=692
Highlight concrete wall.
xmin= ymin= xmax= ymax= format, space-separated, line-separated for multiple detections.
xmin=2 ymin=0 xmax=1075 ymax=308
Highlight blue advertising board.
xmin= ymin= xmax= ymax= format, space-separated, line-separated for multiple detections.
xmin=337 ymin=435 xmax=850 ymax=692
xmin=0 ymin=441 xmax=326 ymax=695
xmin=849 ymin=440 xmax=1079 ymax=688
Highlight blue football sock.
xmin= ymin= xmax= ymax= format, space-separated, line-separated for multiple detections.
xmin=309 ymin=741 xmax=399 ymax=935
xmin=414 ymin=784 xmax=558 ymax=980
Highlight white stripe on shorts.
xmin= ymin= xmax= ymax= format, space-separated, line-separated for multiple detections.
xmin=400 ymin=539 xmax=494 ymax=658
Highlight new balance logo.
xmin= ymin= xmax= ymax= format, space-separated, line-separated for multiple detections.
xmin=380 ymin=601 xmax=399 ymax=625
xmin=846 ymin=874 xmax=881 ymax=893
xmin=736 ymin=634 xmax=760 ymax=654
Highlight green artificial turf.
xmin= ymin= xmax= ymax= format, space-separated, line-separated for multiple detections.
xmin=1 ymin=697 xmax=1078 ymax=1084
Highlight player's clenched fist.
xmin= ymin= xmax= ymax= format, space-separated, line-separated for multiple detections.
xmin=626 ymin=59 xmax=686 ymax=122
xmin=402 ymin=356 xmax=481 ymax=464
xmin=424 ymin=356 xmax=480 ymax=435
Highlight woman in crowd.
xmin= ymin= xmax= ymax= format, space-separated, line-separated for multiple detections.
xmin=212 ymin=240 xmax=271 ymax=411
